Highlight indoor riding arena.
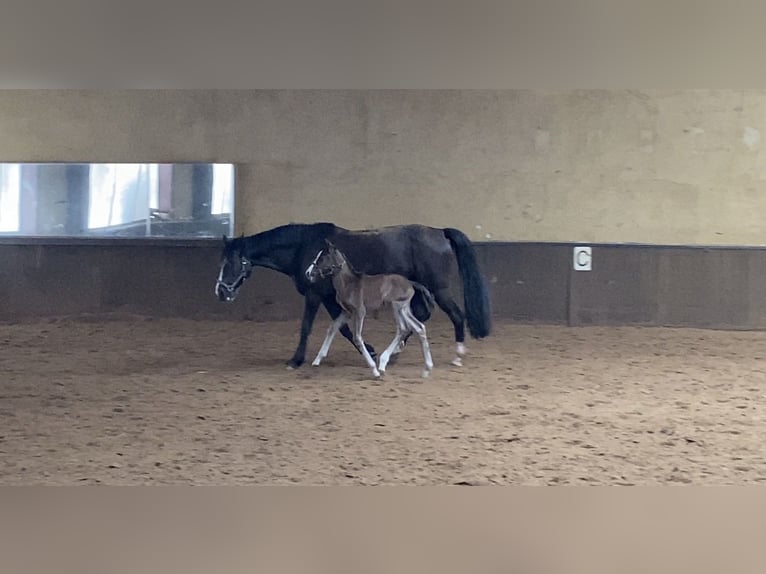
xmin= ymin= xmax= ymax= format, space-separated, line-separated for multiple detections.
xmin=3 ymin=90 xmax=766 ymax=485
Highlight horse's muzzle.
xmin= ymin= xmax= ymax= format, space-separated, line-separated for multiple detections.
xmin=305 ymin=263 xmax=333 ymax=283
xmin=216 ymin=283 xmax=237 ymax=302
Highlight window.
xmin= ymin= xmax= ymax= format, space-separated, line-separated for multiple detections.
xmin=0 ymin=164 xmax=20 ymax=232
xmin=0 ymin=163 xmax=235 ymax=238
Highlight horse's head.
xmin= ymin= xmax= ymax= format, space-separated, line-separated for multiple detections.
xmin=215 ymin=234 xmax=252 ymax=302
xmin=305 ymin=241 xmax=346 ymax=283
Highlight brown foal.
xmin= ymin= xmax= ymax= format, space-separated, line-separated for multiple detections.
xmin=305 ymin=242 xmax=434 ymax=378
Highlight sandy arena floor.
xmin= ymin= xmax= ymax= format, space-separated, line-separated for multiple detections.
xmin=2 ymin=313 xmax=766 ymax=485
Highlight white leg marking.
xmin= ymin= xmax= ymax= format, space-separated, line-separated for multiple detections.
xmin=451 ymin=341 xmax=466 ymax=366
xmin=312 ymin=315 xmax=346 ymax=366
xmin=353 ymin=311 xmax=379 ymax=377
xmin=403 ymin=307 xmax=433 ymax=378
xmin=379 ymin=306 xmax=408 ymax=373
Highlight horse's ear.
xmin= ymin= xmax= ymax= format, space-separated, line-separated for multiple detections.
xmin=222 ymin=234 xmax=228 ymax=243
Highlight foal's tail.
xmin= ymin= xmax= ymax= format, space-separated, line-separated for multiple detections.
xmin=443 ymin=227 xmax=492 ymax=339
xmin=410 ymin=281 xmax=436 ymax=316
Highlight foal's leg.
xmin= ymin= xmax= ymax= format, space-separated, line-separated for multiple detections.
xmin=433 ymin=288 xmax=467 ymax=366
xmin=402 ymin=306 xmax=434 ymax=378
xmin=378 ymin=304 xmax=410 ymax=374
xmin=323 ymin=296 xmax=377 ymax=361
xmin=312 ymin=313 xmax=348 ymax=367
xmin=392 ymin=288 xmax=432 ymax=358
xmin=352 ymin=308 xmax=380 ymax=378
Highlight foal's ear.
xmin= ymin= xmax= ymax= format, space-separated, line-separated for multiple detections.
xmin=222 ymin=234 xmax=228 ymax=244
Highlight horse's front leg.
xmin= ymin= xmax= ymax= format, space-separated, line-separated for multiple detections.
xmin=288 ymin=293 xmax=322 ymax=369
xmin=323 ymin=296 xmax=377 ymax=361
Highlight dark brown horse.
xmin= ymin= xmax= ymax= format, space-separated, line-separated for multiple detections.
xmin=215 ymin=222 xmax=491 ymax=369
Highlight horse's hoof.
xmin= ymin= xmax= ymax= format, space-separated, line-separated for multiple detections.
xmin=422 ymin=370 xmax=431 ymax=378
xmin=286 ymin=359 xmax=303 ymax=370
xmin=451 ymin=357 xmax=463 ymax=367
xmin=373 ymin=370 xmax=381 ymax=378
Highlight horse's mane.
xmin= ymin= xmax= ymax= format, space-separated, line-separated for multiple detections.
xmin=232 ymin=222 xmax=338 ymax=253
xmin=334 ymin=248 xmax=363 ymax=277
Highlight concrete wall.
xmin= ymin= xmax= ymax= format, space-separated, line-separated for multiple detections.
xmin=568 ymin=245 xmax=766 ymax=329
xmin=0 ymin=240 xmax=303 ymax=323
xmin=3 ymin=90 xmax=766 ymax=329
xmin=3 ymin=241 xmax=766 ymax=331
xmin=2 ymin=90 xmax=766 ymax=245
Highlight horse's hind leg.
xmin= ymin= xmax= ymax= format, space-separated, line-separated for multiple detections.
xmin=379 ymin=331 xmax=408 ymax=368
xmin=312 ymin=313 xmax=348 ymax=367
xmin=390 ymin=288 xmax=431 ymax=360
xmin=433 ymin=288 xmax=467 ymax=366
xmin=352 ymin=309 xmax=380 ymax=378
xmin=402 ymin=307 xmax=434 ymax=378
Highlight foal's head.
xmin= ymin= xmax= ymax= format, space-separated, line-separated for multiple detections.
xmin=305 ymin=242 xmax=348 ymax=283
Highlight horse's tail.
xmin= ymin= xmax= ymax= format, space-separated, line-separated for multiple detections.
xmin=410 ymin=281 xmax=436 ymax=317
xmin=443 ymin=227 xmax=492 ymax=339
